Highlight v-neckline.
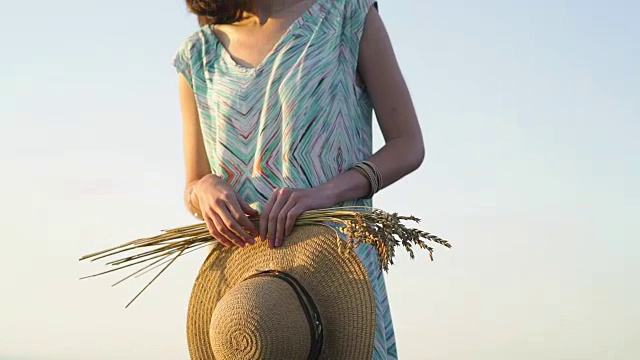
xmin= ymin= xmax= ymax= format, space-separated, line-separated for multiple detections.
xmin=210 ymin=0 xmax=326 ymax=74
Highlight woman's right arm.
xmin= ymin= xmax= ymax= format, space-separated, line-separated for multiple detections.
xmin=178 ymin=72 xmax=212 ymax=217
xmin=178 ymin=74 xmax=259 ymax=247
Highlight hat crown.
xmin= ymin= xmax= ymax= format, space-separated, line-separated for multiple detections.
xmin=210 ymin=276 xmax=311 ymax=359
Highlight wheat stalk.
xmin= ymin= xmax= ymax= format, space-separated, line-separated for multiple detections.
xmin=79 ymin=206 xmax=450 ymax=307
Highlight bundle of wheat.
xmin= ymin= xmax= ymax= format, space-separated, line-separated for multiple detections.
xmin=80 ymin=206 xmax=450 ymax=307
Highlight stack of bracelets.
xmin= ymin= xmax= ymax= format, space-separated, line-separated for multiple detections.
xmin=352 ymin=160 xmax=383 ymax=199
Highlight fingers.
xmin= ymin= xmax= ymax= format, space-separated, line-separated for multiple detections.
xmin=220 ymin=204 xmax=256 ymax=247
xmin=206 ymin=186 xmax=309 ymax=249
xmin=239 ymin=200 xmax=260 ymax=217
xmin=211 ymin=211 xmax=246 ymax=248
xmin=284 ymin=204 xmax=304 ymax=239
xmin=267 ymin=190 xmax=289 ymax=248
xmin=275 ymin=199 xmax=299 ymax=247
xmin=203 ymin=213 xmax=232 ymax=247
xmin=225 ymin=200 xmax=257 ymax=245
xmin=261 ymin=188 xmax=306 ymax=248
xmin=260 ymin=191 xmax=278 ymax=243
xmin=230 ymin=197 xmax=259 ymax=237
xmin=196 ymin=178 xmax=261 ymax=248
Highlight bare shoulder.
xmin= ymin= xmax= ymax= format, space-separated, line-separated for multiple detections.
xmin=357 ymin=5 xmax=423 ymax=147
xmin=357 ymin=4 xmax=406 ymax=109
xmin=358 ymin=4 xmax=391 ymax=65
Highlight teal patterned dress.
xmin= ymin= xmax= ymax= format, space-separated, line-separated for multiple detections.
xmin=173 ymin=0 xmax=397 ymax=358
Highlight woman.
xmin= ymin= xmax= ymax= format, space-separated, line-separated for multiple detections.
xmin=174 ymin=0 xmax=424 ymax=358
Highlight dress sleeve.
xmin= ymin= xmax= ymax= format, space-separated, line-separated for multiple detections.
xmin=344 ymin=0 xmax=379 ymax=81
xmin=172 ymin=33 xmax=202 ymax=88
xmin=353 ymin=0 xmax=379 ymax=16
xmin=350 ymin=0 xmax=379 ymax=40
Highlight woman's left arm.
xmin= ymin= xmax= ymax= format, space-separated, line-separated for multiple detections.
xmin=261 ymin=7 xmax=424 ymax=247
xmin=323 ymin=6 xmax=425 ymax=201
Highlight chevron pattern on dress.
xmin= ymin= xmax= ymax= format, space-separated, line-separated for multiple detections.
xmin=174 ymin=0 xmax=396 ymax=357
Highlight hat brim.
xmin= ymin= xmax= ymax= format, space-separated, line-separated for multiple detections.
xmin=187 ymin=225 xmax=376 ymax=359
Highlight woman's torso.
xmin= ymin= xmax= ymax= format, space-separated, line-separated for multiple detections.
xmin=174 ymin=0 xmax=374 ymax=212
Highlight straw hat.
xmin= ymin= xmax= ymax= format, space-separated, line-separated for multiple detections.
xmin=186 ymin=225 xmax=376 ymax=359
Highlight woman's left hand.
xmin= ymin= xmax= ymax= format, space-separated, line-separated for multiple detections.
xmin=260 ymin=187 xmax=336 ymax=248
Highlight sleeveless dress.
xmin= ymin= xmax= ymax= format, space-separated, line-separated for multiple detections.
xmin=173 ymin=0 xmax=397 ymax=358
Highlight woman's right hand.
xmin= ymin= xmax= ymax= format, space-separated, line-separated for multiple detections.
xmin=193 ymin=174 xmax=260 ymax=247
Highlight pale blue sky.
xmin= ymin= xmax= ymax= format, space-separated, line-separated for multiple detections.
xmin=1 ymin=0 xmax=638 ymax=359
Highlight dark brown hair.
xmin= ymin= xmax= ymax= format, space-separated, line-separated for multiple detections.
xmin=186 ymin=0 xmax=250 ymax=25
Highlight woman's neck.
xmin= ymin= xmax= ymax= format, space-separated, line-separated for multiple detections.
xmin=241 ymin=0 xmax=307 ymax=24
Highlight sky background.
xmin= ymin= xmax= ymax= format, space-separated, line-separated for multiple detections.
xmin=1 ymin=0 xmax=638 ymax=359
